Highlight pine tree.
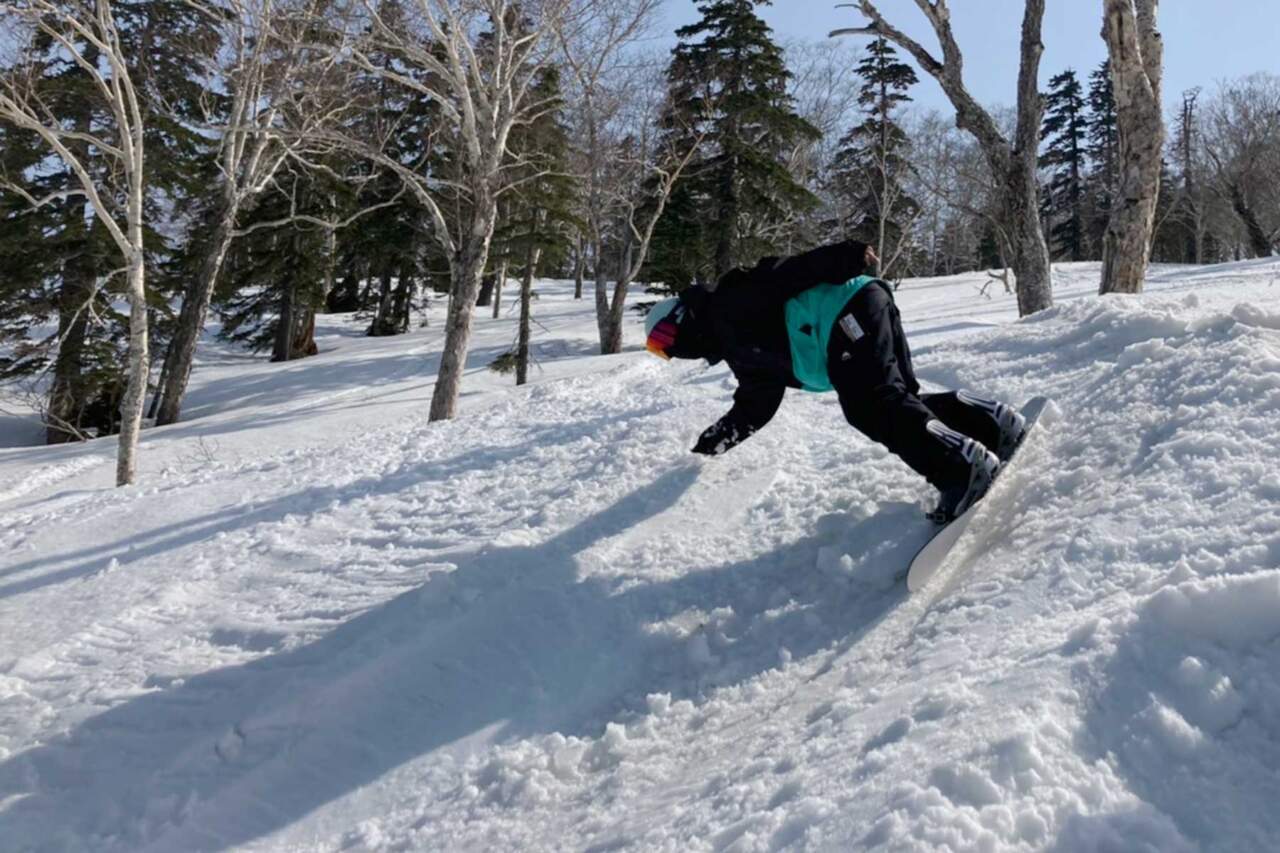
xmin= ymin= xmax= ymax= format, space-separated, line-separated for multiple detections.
xmin=1039 ymin=69 xmax=1088 ymax=261
xmin=1084 ymin=61 xmax=1119 ymax=255
xmin=0 ymin=2 xmax=217 ymax=442
xmin=829 ymin=36 xmax=919 ymax=277
xmin=657 ymin=0 xmax=820 ymax=281
xmin=214 ymin=166 xmax=346 ymax=360
xmin=352 ymin=32 xmax=439 ymax=338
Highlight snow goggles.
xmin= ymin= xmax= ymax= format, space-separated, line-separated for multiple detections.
xmin=645 ymin=312 xmax=681 ymax=360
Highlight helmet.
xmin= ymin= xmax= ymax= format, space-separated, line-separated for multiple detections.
xmin=645 ymin=297 xmax=682 ymax=360
xmin=645 ymin=298 xmax=680 ymax=337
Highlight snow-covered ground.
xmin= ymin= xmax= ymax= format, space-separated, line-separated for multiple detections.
xmin=2 ymin=260 xmax=1279 ymax=851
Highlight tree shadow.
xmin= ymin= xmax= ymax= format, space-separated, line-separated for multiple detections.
xmin=0 ymin=408 xmax=656 ymax=597
xmin=0 ymin=472 xmax=921 ymax=850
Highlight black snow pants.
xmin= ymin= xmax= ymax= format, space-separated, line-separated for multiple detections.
xmin=825 ymin=281 xmax=1006 ymax=490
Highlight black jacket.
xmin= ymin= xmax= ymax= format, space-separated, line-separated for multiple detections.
xmin=671 ymin=240 xmax=870 ymax=455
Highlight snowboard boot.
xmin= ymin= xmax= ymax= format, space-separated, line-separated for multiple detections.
xmin=926 ymin=420 xmax=1001 ymax=523
xmin=957 ymin=390 xmax=1027 ymax=462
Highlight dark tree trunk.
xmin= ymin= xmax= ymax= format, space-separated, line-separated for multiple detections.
xmin=155 ymin=211 xmax=236 ymax=425
xmin=1229 ymin=182 xmax=1275 ymax=258
xmin=46 ymin=232 xmax=94 ymax=443
xmin=146 ymin=351 xmax=167 ymax=421
xmin=272 ymin=280 xmax=296 ymax=363
xmin=516 ymin=246 xmax=536 ymax=386
xmin=592 ymin=237 xmax=613 ymax=353
xmin=713 ymin=160 xmax=737 ymax=280
xmin=492 ymin=260 xmax=508 ymax=319
xmin=392 ymin=266 xmax=414 ymax=333
xmin=293 ymin=308 xmax=319 ymax=358
xmin=573 ymin=233 xmax=585 ymax=299
xmin=366 ymin=268 xmax=397 ymax=336
xmin=327 ymin=262 xmax=362 ymax=312
xmin=46 ymin=103 xmax=96 ymax=444
xmin=476 ymin=272 xmax=495 ymax=307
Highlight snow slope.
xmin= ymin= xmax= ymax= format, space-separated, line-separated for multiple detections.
xmin=2 ymin=260 xmax=1279 ymax=851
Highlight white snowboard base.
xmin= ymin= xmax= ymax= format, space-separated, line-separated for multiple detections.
xmin=906 ymin=396 xmax=1052 ymax=593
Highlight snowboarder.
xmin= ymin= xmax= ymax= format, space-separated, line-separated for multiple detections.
xmin=644 ymin=239 xmax=1026 ymax=522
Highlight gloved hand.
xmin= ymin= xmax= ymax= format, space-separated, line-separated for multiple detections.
xmin=692 ymin=421 xmax=738 ymax=455
xmin=691 ymin=433 xmax=723 ymax=456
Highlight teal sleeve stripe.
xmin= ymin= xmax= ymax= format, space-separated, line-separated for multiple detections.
xmin=784 ymin=275 xmax=877 ymax=392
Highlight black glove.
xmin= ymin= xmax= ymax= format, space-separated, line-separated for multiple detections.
xmin=692 ymin=420 xmax=747 ymax=456
xmin=692 ymin=432 xmax=724 ymax=456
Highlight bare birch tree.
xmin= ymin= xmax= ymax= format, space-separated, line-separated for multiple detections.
xmin=154 ymin=0 xmax=346 ymax=425
xmin=333 ymin=0 xmax=575 ymax=421
xmin=555 ymin=0 xmax=668 ymax=354
xmin=1201 ymin=74 xmax=1280 ymax=259
xmin=0 ymin=0 xmax=150 ymax=486
xmin=1099 ymin=0 xmax=1164 ymax=294
xmin=757 ymin=39 xmax=862 ymax=255
xmin=594 ymin=83 xmax=706 ymax=354
xmin=832 ymin=0 xmax=1054 ymax=316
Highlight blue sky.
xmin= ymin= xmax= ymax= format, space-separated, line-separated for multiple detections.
xmin=657 ymin=0 xmax=1280 ymax=112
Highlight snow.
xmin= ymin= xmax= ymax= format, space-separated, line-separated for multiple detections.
xmin=2 ymin=259 xmax=1280 ymax=851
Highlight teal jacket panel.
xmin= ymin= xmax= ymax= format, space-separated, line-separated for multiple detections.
xmin=784 ymin=275 xmax=877 ymax=392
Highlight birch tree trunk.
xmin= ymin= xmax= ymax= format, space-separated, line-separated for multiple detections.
xmin=1004 ymin=157 xmax=1053 ymax=317
xmin=0 ymin=0 xmax=151 ymax=485
xmin=593 ymin=239 xmax=612 ymax=351
xmin=345 ymin=0 xmax=573 ymax=422
xmin=154 ymin=0 xmax=329 ymax=424
xmin=834 ymin=0 xmax=1053 ymax=315
xmin=116 ymin=251 xmax=148 ymax=487
xmin=429 ymin=199 xmax=498 ymax=421
xmin=1100 ymin=0 xmax=1164 ymax=294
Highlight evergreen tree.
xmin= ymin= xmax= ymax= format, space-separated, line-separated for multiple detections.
xmin=1084 ymin=61 xmax=1120 ymax=254
xmin=656 ymin=0 xmax=820 ymax=282
xmin=214 ymin=165 xmax=348 ymax=360
xmin=829 ymin=36 xmax=919 ymax=276
xmin=1039 ymin=69 xmax=1088 ymax=261
xmin=350 ymin=20 xmax=440 ymax=338
xmin=0 ymin=2 xmax=218 ymax=441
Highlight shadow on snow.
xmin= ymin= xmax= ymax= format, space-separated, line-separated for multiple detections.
xmin=0 ymin=464 xmax=925 ymax=849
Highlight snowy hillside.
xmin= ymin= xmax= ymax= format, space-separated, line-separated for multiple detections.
xmin=2 ymin=260 xmax=1280 ymax=852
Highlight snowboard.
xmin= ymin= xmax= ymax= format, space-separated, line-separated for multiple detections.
xmin=905 ymin=396 xmax=1053 ymax=593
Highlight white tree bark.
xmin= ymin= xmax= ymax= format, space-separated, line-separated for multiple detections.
xmin=597 ymin=137 xmax=704 ymax=354
xmin=557 ymin=0 xmax=671 ymax=354
xmin=1099 ymin=0 xmax=1165 ymax=294
xmin=340 ymin=0 xmax=573 ymax=421
xmin=833 ymin=0 xmax=1053 ymax=316
xmin=156 ymin=0 xmax=346 ymax=425
xmin=0 ymin=0 xmax=150 ymax=486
